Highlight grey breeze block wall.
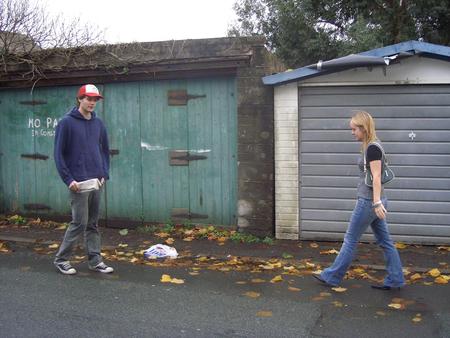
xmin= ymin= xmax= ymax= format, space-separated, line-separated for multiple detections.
xmin=236 ymin=43 xmax=277 ymax=236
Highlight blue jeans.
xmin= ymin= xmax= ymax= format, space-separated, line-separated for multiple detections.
xmin=54 ymin=188 xmax=103 ymax=267
xmin=320 ymin=197 xmax=405 ymax=287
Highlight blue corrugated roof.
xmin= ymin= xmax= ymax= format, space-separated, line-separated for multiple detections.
xmin=262 ymin=40 xmax=450 ymax=86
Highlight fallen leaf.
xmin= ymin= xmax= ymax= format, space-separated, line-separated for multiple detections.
xmin=288 ymin=287 xmax=301 ymax=292
xmin=256 ymin=311 xmax=272 ymax=317
xmin=170 ymin=278 xmax=185 ymax=284
xmin=118 ymin=243 xmax=128 ymax=248
xmin=388 ymin=303 xmax=403 ymax=310
xmin=320 ymin=292 xmax=332 ymax=297
xmin=312 ymin=296 xmax=325 ymax=301
xmin=434 ymin=276 xmax=448 ymax=284
xmin=270 ymin=275 xmax=283 ymax=283
xmin=56 ymin=225 xmax=67 ymax=230
xmin=282 ymin=252 xmax=293 ymax=259
xmin=160 ymin=274 xmax=172 ymax=283
xmin=235 ymin=281 xmax=246 ymax=284
xmin=119 ymin=229 xmax=128 ymax=236
xmin=332 ymin=301 xmax=344 ymax=307
xmin=320 ymin=249 xmax=339 ymax=255
xmin=189 ymin=272 xmax=200 ymax=276
xmin=155 ymin=232 xmax=170 ymax=238
xmin=376 ymin=311 xmax=386 ymax=316
xmin=48 ymin=243 xmax=59 ymax=249
xmin=410 ymin=273 xmax=422 ymax=281
xmin=283 ymin=266 xmax=296 ymax=272
xmin=437 ymin=246 xmax=450 ymax=252
xmin=244 ymin=291 xmax=261 ymax=298
xmin=395 ymin=242 xmax=407 ymax=249
xmin=305 ymin=262 xmax=316 ymax=268
xmin=412 ymin=315 xmax=422 ymax=323
xmin=331 ymin=287 xmax=347 ymax=293
xmin=310 ymin=243 xmax=319 ymax=248
xmin=428 ymin=268 xmax=441 ymax=277
xmin=251 ymin=278 xmax=266 ymax=283
xmin=130 ymin=257 xmax=139 ymax=263
xmin=183 ymin=237 xmax=194 ymax=242
xmin=165 ymin=238 xmax=175 ymax=245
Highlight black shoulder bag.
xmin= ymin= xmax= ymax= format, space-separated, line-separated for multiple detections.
xmin=364 ymin=142 xmax=395 ymax=187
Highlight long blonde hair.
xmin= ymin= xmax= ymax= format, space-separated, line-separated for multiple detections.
xmin=351 ymin=110 xmax=377 ymax=150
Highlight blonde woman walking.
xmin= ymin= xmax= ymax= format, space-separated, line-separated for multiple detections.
xmin=313 ymin=111 xmax=405 ymax=290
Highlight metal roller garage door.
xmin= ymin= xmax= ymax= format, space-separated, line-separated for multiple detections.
xmin=299 ymin=85 xmax=450 ymax=244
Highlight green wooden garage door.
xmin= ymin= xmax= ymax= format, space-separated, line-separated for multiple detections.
xmin=104 ymin=77 xmax=237 ymax=226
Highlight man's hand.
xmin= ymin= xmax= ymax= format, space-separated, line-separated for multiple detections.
xmin=69 ymin=181 xmax=79 ymax=192
xmin=100 ymin=178 xmax=105 ymax=186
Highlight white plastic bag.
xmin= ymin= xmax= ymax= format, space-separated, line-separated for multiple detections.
xmin=143 ymin=244 xmax=178 ymax=259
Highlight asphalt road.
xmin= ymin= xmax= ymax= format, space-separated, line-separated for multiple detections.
xmin=0 ymin=244 xmax=449 ymax=338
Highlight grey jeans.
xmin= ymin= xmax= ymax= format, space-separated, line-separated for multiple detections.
xmin=54 ymin=188 xmax=103 ymax=266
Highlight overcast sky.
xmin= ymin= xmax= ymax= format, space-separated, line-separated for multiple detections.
xmin=42 ymin=0 xmax=238 ymax=43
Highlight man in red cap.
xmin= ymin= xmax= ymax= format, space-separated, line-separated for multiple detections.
xmin=53 ymin=84 xmax=114 ymax=275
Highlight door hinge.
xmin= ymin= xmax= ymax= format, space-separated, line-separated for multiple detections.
xmin=169 ymin=150 xmax=207 ymax=166
xmin=168 ymin=90 xmax=206 ymax=106
xmin=21 ymin=153 xmax=48 ymax=160
xmin=171 ymin=208 xmax=208 ymax=219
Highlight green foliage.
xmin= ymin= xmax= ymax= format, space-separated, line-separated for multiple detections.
xmin=7 ymin=214 xmax=26 ymax=225
xmin=230 ymin=0 xmax=450 ymax=67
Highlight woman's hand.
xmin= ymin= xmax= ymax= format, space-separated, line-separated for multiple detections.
xmin=374 ymin=203 xmax=387 ymax=219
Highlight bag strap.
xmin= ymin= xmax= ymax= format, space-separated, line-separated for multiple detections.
xmin=364 ymin=141 xmax=387 ymax=173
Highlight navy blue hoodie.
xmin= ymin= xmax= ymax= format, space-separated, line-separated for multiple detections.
xmin=54 ymin=107 xmax=110 ymax=186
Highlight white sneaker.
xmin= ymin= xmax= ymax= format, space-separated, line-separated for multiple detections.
xmin=55 ymin=261 xmax=77 ymax=275
xmin=89 ymin=262 xmax=114 ymax=274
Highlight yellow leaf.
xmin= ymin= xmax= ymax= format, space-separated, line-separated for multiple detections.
xmin=251 ymin=278 xmax=266 ymax=283
xmin=332 ymin=301 xmax=344 ymax=307
xmin=441 ymin=275 xmax=450 ymax=281
xmin=56 ymin=225 xmax=67 ymax=230
xmin=306 ymin=262 xmax=316 ymax=268
xmin=395 ymin=242 xmax=407 ymax=249
xmin=437 ymin=246 xmax=450 ymax=252
xmin=270 ymin=275 xmax=283 ymax=283
xmin=118 ymin=243 xmax=128 ymax=248
xmin=434 ymin=276 xmax=448 ymax=284
xmin=428 ymin=268 xmax=441 ymax=277
xmin=412 ymin=316 xmax=422 ymax=323
xmin=183 ymin=237 xmax=194 ymax=242
xmin=320 ymin=292 xmax=332 ymax=297
xmin=288 ymin=287 xmax=301 ymax=292
xmin=331 ymin=287 xmax=347 ymax=293
xmin=165 ymin=238 xmax=175 ymax=245
xmin=217 ymin=237 xmax=228 ymax=243
xmin=310 ymin=242 xmax=319 ymax=248
xmin=256 ymin=311 xmax=272 ymax=317
xmin=376 ymin=311 xmax=386 ymax=316
xmin=155 ymin=232 xmax=170 ymax=238
xmin=388 ymin=303 xmax=403 ymax=310
xmin=171 ymin=278 xmax=185 ymax=284
xmin=283 ymin=266 xmax=295 ymax=271
xmin=244 ymin=291 xmax=261 ymax=298
xmin=160 ymin=274 xmax=172 ymax=283
xmin=259 ymin=264 xmax=275 ymax=270
xmin=410 ymin=273 xmax=422 ymax=281
xmin=48 ymin=243 xmax=59 ymax=249
xmin=130 ymin=257 xmax=139 ymax=263
xmin=320 ymin=249 xmax=339 ymax=255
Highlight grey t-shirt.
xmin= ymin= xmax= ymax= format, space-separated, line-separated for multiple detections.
xmin=356 ymin=143 xmax=385 ymax=199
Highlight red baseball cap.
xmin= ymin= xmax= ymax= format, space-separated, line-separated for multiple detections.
xmin=77 ymin=84 xmax=103 ymax=99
